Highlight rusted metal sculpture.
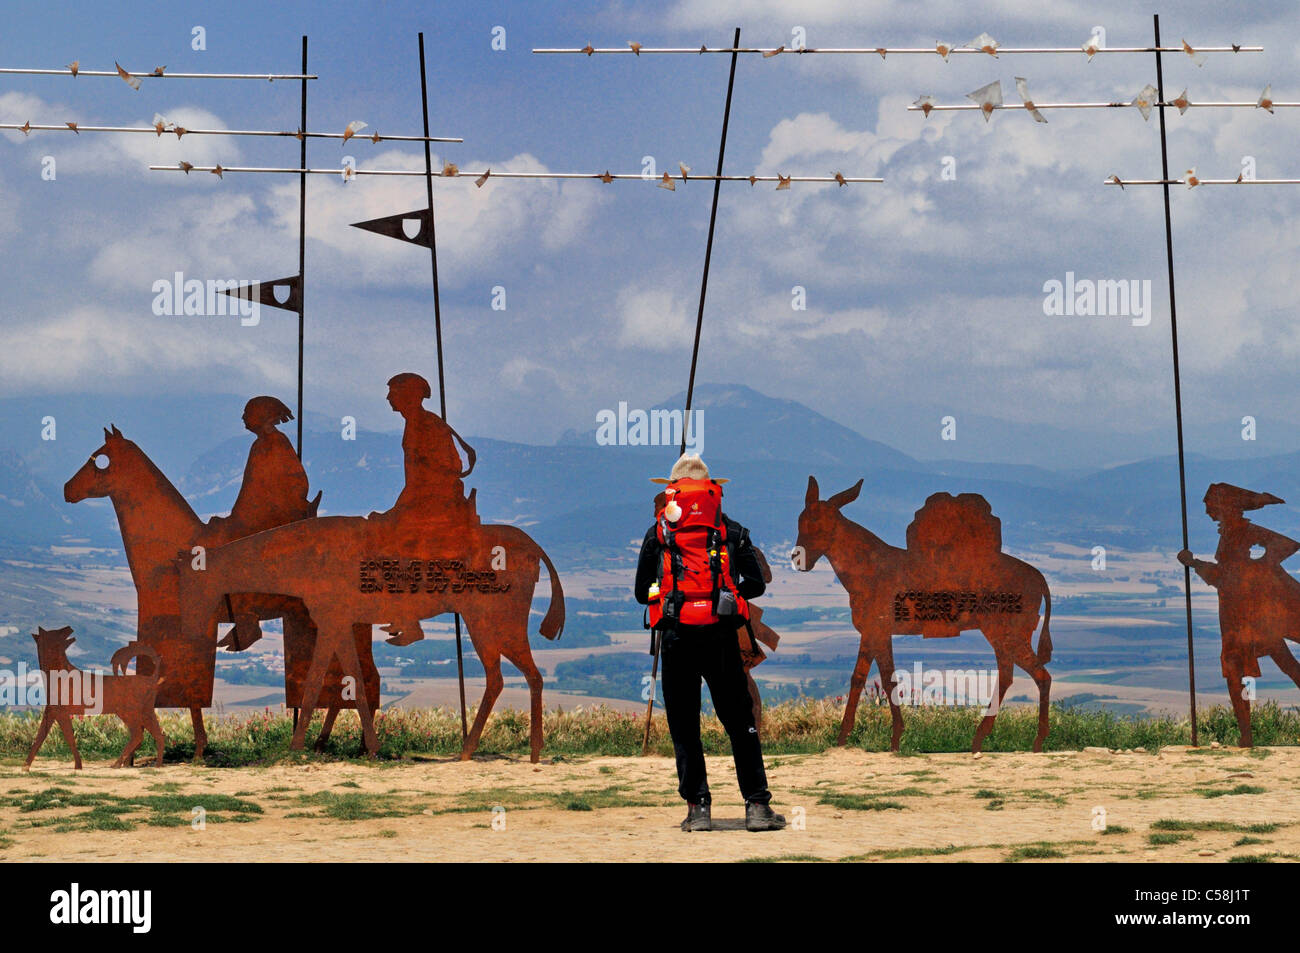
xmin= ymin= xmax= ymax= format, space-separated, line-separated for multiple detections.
xmin=25 ymin=627 xmax=165 ymax=770
xmin=64 ymin=405 xmax=371 ymax=759
xmin=178 ymin=373 xmax=564 ymax=762
xmin=794 ymin=477 xmax=1053 ymax=752
xmin=1179 ymin=483 xmax=1300 ymax=746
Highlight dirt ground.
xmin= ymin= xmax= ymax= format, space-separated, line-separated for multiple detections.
xmin=3 ymin=745 xmax=1297 ymax=863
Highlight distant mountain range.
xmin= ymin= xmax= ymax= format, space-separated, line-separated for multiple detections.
xmin=1 ymin=383 xmax=1298 ymax=559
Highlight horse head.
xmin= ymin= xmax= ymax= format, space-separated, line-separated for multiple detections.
xmin=64 ymin=425 xmax=129 ymax=503
xmin=32 ymin=625 xmax=75 ymax=673
xmin=794 ymin=475 xmax=863 ymax=571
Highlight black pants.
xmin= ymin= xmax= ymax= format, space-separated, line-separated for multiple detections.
xmin=659 ymin=621 xmax=771 ymax=806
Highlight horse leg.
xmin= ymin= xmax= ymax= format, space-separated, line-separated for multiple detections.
xmin=1011 ymin=642 xmax=1052 ymax=752
xmin=875 ymin=641 xmax=904 ymax=752
xmin=190 ymin=707 xmax=207 ymax=762
xmin=24 ymin=710 xmax=55 ymax=771
xmin=337 ymin=627 xmax=377 ymax=757
xmin=836 ymin=641 xmax=874 ymax=746
xmin=313 ymin=706 xmax=340 ymax=753
xmin=56 ymin=713 xmax=82 ymax=770
xmin=462 ymin=647 xmax=503 ymax=762
xmin=501 ymin=634 xmax=546 ymax=764
xmin=146 ymin=710 xmax=165 ymax=767
xmin=291 ymin=635 xmax=336 ymax=751
xmin=972 ymin=652 xmax=1014 ymax=753
xmin=1224 ymin=661 xmax=1252 ymax=747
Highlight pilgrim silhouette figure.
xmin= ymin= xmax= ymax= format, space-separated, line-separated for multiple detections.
xmin=1179 ymin=482 xmax=1300 ymax=745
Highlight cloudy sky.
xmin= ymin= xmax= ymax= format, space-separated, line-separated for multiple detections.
xmin=3 ymin=0 xmax=1299 ymax=470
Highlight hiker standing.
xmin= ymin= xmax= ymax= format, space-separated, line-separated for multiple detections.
xmin=635 ymin=453 xmax=785 ymax=832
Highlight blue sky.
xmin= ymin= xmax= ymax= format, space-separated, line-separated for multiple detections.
xmin=3 ymin=0 xmax=1300 ymax=470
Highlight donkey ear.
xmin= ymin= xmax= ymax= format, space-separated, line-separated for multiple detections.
xmin=805 ymin=475 xmax=820 ymax=507
xmin=110 ymin=424 xmax=122 ymax=437
xmin=103 ymin=426 xmax=112 ymax=440
xmin=828 ymin=478 xmax=864 ymax=510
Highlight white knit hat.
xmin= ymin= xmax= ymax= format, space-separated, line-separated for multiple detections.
xmin=650 ymin=452 xmax=728 ymax=485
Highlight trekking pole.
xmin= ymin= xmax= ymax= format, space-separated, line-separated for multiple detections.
xmin=641 ymin=631 xmax=661 ymax=756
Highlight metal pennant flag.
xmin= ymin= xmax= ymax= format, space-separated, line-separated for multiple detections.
xmin=219 ymin=274 xmax=303 ymax=314
xmin=966 ymin=80 xmax=1003 ymax=121
xmin=350 ymin=208 xmax=432 ymax=247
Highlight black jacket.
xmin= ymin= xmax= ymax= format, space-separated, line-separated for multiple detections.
xmin=634 ymin=514 xmax=767 ymax=605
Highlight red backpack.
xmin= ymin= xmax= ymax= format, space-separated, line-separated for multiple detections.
xmin=647 ymin=478 xmax=749 ymax=629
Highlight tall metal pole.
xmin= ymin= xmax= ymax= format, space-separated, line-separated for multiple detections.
xmin=296 ymin=35 xmax=307 ymax=459
xmin=1153 ymin=14 xmax=1198 ymax=745
xmin=644 ymin=28 xmax=742 ymax=757
xmin=680 ymin=26 xmax=742 ymax=456
xmin=418 ymin=32 xmax=469 ymax=745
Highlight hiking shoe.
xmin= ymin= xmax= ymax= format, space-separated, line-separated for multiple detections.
xmin=680 ymin=802 xmax=712 ymax=832
xmin=745 ymin=801 xmax=786 ymax=832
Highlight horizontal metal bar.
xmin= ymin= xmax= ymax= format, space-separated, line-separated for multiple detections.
xmin=0 ymin=122 xmax=462 ymax=142
xmin=0 ymin=67 xmax=316 ymax=79
xmin=908 ymin=101 xmax=1298 ymax=111
xmin=1105 ymin=177 xmax=1300 ymax=185
xmin=148 ymin=164 xmax=881 ymax=183
xmin=534 ymin=46 xmax=1261 ymax=55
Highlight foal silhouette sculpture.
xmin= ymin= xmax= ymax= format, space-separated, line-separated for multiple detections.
xmin=25 ymin=626 xmax=164 ymax=770
xmin=794 ymin=477 xmax=1053 ymax=752
xmin=1179 ymin=482 xmax=1300 ymax=746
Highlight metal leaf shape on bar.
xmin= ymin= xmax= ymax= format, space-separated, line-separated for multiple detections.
xmin=1082 ymin=35 xmax=1101 ymax=59
xmin=763 ymin=46 xmax=784 ymax=57
xmin=1182 ymin=39 xmax=1206 ymax=67
xmin=1105 ymin=174 xmax=1125 ymax=190
xmin=342 ymin=120 xmax=367 ymax=144
xmin=1172 ymin=88 xmax=1191 ymax=114
xmin=658 ymin=171 xmax=675 ymax=191
xmin=913 ymin=94 xmax=937 ymax=117
xmin=966 ymin=80 xmax=1003 ymax=121
xmin=967 ymin=32 xmax=999 ymax=57
xmin=935 ymin=41 xmax=953 ymax=61
xmin=1185 ymin=167 xmax=1200 ymax=188
xmin=1132 ymin=84 xmax=1159 ymax=120
xmin=628 ymin=41 xmax=641 ymax=55
xmin=115 ymin=61 xmax=140 ymax=90
xmin=1015 ymin=77 xmax=1048 ymax=122
xmin=776 ymin=174 xmax=791 ymax=190
xmin=475 ymin=168 xmax=491 ymax=188
xmin=1258 ymin=84 xmax=1274 ymax=113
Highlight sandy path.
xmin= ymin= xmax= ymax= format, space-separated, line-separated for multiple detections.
xmin=4 ymin=746 xmax=1297 ymax=862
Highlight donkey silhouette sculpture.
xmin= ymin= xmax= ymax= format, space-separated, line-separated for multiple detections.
xmin=25 ymin=626 xmax=165 ymax=770
xmin=1179 ymin=482 xmax=1300 ymax=746
xmin=794 ymin=477 xmax=1053 ymax=752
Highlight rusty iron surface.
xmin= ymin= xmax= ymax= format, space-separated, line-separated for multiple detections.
xmin=63 ymin=399 xmax=375 ymax=760
xmin=794 ymin=476 xmax=1053 ymax=752
xmin=1179 ymin=482 xmax=1300 ymax=746
xmin=25 ymin=627 xmax=165 ymax=770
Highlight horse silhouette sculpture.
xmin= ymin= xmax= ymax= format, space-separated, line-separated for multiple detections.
xmin=1179 ymin=482 xmax=1300 ymax=746
xmin=64 ymin=425 xmax=372 ymax=759
xmin=794 ymin=477 xmax=1053 ymax=752
xmin=25 ymin=626 xmax=165 ymax=770
xmin=178 ymin=506 xmax=564 ymax=761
